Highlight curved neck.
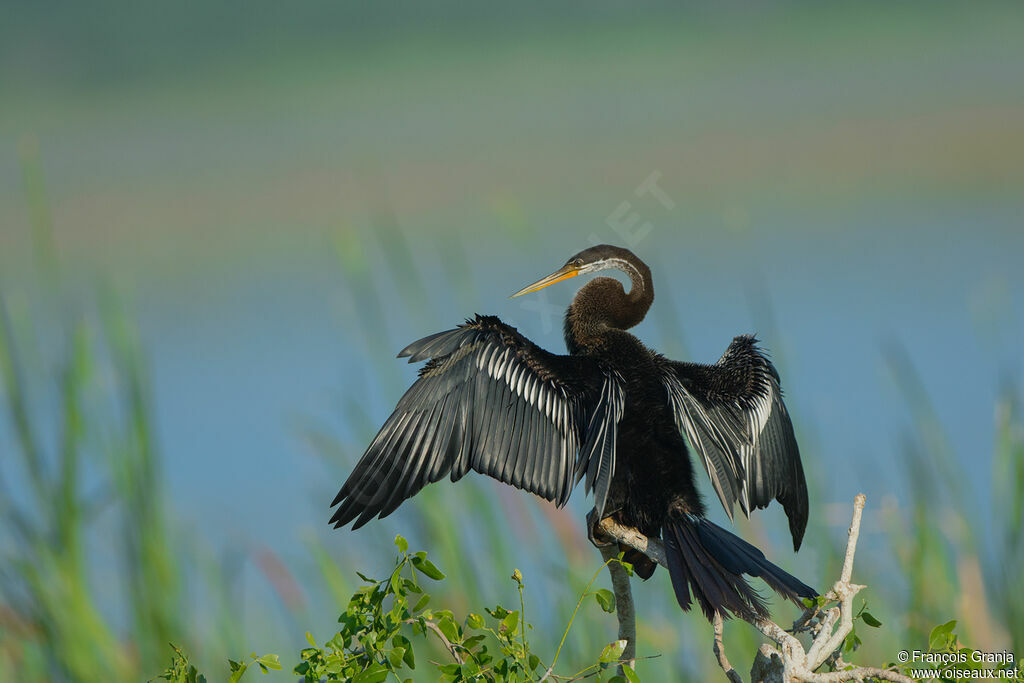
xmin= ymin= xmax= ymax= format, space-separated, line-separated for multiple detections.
xmin=564 ymin=256 xmax=653 ymax=351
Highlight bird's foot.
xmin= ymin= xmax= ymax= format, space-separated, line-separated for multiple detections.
xmin=586 ymin=508 xmax=615 ymax=548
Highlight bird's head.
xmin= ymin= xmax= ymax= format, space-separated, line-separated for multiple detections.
xmin=510 ymin=244 xmax=645 ymax=298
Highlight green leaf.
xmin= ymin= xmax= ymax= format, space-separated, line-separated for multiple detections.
xmin=395 ymin=535 xmax=409 ymax=553
xmin=594 ymin=588 xmax=616 ymax=613
xmin=392 ymin=634 xmax=415 ymax=669
xmin=412 ymin=593 xmax=430 ymax=612
xmin=463 ymin=634 xmax=487 ymax=650
xmin=528 ymin=654 xmax=540 ymax=671
xmin=327 ymin=631 xmax=348 ymax=650
xmin=411 ymin=556 xmax=445 ymax=580
xmin=304 ymin=632 xmax=316 ymax=647
xmin=352 ymin=662 xmax=389 ymax=683
xmin=929 ymin=620 xmax=957 ymax=650
xmin=861 ymin=611 xmax=882 ymax=628
xmin=255 ymin=653 xmax=281 ymax=671
xmin=387 ymin=646 xmax=406 ymax=668
xmin=467 ymin=613 xmax=485 ymax=630
xmin=500 ymin=610 xmax=519 ymax=635
xmin=599 ymin=640 xmax=627 ymax=664
xmin=486 ymin=605 xmax=510 ymax=619
xmin=403 ymin=645 xmax=416 ymax=669
xmin=623 ymin=665 xmax=642 ymax=683
xmin=438 ymin=615 xmax=459 ymax=643
xmin=228 ymin=661 xmax=247 ymax=683
xmin=461 ymin=658 xmax=481 ymax=677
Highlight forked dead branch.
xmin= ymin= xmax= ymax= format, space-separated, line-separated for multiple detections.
xmin=595 ymin=494 xmax=914 ymax=683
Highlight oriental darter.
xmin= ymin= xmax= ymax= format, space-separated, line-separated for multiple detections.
xmin=330 ymin=245 xmax=815 ymax=620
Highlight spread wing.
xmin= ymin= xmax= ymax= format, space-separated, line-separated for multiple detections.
xmin=330 ymin=314 xmax=625 ymax=529
xmin=658 ymin=336 xmax=809 ymax=550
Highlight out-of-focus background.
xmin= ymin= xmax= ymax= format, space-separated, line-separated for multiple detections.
xmin=1 ymin=2 xmax=1022 ymax=680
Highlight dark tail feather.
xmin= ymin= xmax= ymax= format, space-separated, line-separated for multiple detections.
xmin=663 ymin=514 xmax=817 ymax=621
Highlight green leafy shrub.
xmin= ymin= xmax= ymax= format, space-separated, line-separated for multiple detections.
xmin=153 ymin=536 xmax=638 ymax=683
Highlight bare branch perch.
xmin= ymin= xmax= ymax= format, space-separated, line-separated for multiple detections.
xmin=596 ymin=517 xmax=668 ymax=567
xmin=593 ymin=494 xmax=914 ymax=683
xmin=714 ymin=612 xmax=744 ymax=683
xmin=599 ymin=544 xmax=637 ymax=673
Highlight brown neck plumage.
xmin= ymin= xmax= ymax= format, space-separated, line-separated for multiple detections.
xmin=564 ymin=254 xmax=654 ymax=351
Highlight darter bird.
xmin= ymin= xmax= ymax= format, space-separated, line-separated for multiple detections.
xmin=330 ymin=244 xmax=815 ymax=620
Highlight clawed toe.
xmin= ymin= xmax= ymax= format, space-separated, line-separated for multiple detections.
xmin=585 ymin=509 xmax=615 ymax=548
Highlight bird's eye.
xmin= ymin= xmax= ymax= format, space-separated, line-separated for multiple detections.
xmin=572 ymin=258 xmax=584 ymax=267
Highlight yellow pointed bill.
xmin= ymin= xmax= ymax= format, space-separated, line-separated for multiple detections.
xmin=510 ymin=264 xmax=579 ymax=298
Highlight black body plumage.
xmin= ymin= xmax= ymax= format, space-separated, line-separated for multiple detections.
xmin=330 ymin=244 xmax=815 ymax=621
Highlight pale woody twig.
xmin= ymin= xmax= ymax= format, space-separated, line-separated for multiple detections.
xmin=599 ymin=544 xmax=637 ymax=674
xmin=714 ymin=612 xmax=744 ymax=683
xmin=404 ymin=618 xmax=463 ymax=664
xmin=595 ymin=494 xmax=914 ymax=683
